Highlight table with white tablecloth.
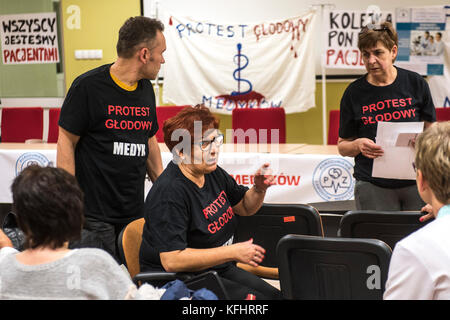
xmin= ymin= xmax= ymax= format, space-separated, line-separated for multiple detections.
xmin=0 ymin=143 xmax=355 ymax=204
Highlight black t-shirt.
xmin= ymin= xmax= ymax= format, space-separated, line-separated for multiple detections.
xmin=139 ymin=161 xmax=249 ymax=272
xmin=59 ymin=64 xmax=158 ymax=224
xmin=339 ymin=67 xmax=436 ymax=188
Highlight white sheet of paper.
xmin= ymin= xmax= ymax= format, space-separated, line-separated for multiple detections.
xmin=372 ymin=121 xmax=424 ymax=180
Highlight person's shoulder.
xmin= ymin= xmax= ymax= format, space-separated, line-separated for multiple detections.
xmin=70 ymin=248 xmax=118 ymax=266
xmin=344 ymin=74 xmax=368 ymax=92
xmin=396 ymin=66 xmax=425 ymax=83
xmin=147 ymin=162 xmax=190 ymax=197
xmin=395 ymin=217 xmax=449 ymax=252
xmin=71 ymin=64 xmax=111 ymax=87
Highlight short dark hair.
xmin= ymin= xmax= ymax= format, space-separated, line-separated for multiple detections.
xmin=11 ymin=165 xmax=84 ymax=249
xmin=358 ymin=21 xmax=398 ymax=53
xmin=163 ymin=104 xmax=219 ymax=152
xmin=116 ymin=16 xmax=164 ymax=58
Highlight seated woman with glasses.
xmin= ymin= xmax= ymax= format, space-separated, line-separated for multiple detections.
xmin=337 ymin=21 xmax=436 ymax=211
xmin=139 ymin=104 xmax=282 ymax=300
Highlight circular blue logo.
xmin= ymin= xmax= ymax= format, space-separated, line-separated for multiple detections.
xmin=312 ymin=158 xmax=355 ymax=201
xmin=15 ymin=152 xmax=52 ymax=176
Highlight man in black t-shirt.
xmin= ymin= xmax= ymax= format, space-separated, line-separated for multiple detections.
xmin=57 ymin=17 xmax=165 ymax=259
xmin=338 ymin=22 xmax=435 ymax=210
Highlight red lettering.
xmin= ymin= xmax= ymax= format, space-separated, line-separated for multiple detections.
xmin=208 ymin=223 xmax=216 ymax=234
xmin=384 ymin=112 xmax=392 ymax=121
xmin=108 ymin=105 xmax=115 ymax=115
xmin=399 ymin=98 xmax=406 ymax=107
xmin=400 ymin=109 xmax=414 ymax=118
xmin=392 ymin=111 xmax=401 ymax=120
xmin=287 ymin=175 xmax=301 ymax=186
xmin=405 ymin=98 xmax=413 ymax=105
xmin=344 ymin=50 xmax=350 ymax=65
xmin=326 ymin=49 xmax=335 ymax=65
xmin=334 ymin=50 xmax=345 ymax=65
xmin=369 ymin=104 xmax=376 ymax=113
xmin=352 ymin=49 xmax=361 ymax=66
xmin=392 ymin=99 xmax=399 ymax=108
xmin=105 ymin=119 xmax=113 ymax=129
xmin=384 ymin=99 xmax=392 ymax=109
xmin=361 ymin=117 xmax=368 ymax=125
xmin=362 ymin=105 xmax=368 ymax=114
xmin=3 ymin=50 xmax=10 ymax=63
xmin=376 ymin=101 xmax=385 ymax=110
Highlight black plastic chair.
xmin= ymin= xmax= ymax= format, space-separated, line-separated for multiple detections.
xmin=117 ymin=218 xmax=230 ymax=300
xmin=277 ymin=234 xmax=392 ymax=300
xmin=338 ymin=210 xmax=430 ymax=250
xmin=233 ymin=203 xmax=324 ymax=279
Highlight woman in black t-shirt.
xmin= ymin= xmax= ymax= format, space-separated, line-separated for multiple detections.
xmin=139 ymin=105 xmax=282 ymax=300
xmin=338 ymin=22 xmax=435 ymax=210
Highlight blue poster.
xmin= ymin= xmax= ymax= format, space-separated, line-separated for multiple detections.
xmin=395 ymin=6 xmax=446 ymax=75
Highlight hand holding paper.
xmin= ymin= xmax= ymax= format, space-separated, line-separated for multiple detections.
xmin=372 ymin=121 xmax=424 ymax=180
xmin=358 ymin=138 xmax=384 ymax=159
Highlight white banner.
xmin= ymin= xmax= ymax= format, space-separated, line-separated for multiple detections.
xmin=161 ymin=9 xmax=317 ymax=114
xmin=0 ymin=12 xmax=59 ymax=65
xmin=0 ymin=148 xmax=355 ymax=204
xmin=324 ymin=9 xmax=393 ymax=69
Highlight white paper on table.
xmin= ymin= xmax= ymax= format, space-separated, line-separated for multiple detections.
xmin=372 ymin=121 xmax=424 ymax=180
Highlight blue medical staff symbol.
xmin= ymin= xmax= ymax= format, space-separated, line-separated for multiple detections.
xmin=312 ymin=158 xmax=355 ymax=201
xmin=216 ymin=43 xmax=265 ymax=106
xmin=231 ymin=43 xmax=252 ymax=96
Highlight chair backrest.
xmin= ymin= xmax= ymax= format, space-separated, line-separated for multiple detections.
xmin=277 ymin=234 xmax=392 ymax=300
xmin=1 ymin=107 xmax=44 ymax=142
xmin=338 ymin=210 xmax=430 ymax=249
xmin=155 ymin=105 xmax=188 ymax=142
xmin=234 ymin=204 xmax=323 ymax=268
xmin=117 ymin=218 xmax=145 ymax=278
xmin=328 ymin=109 xmax=340 ymax=145
xmin=232 ymin=108 xmax=286 ymax=143
xmin=436 ymin=107 xmax=450 ymax=122
xmin=47 ymin=108 xmax=61 ymax=143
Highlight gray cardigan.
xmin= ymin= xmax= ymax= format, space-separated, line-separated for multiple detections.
xmin=0 ymin=247 xmax=134 ymax=299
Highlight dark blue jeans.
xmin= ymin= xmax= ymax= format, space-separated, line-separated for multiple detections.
xmin=83 ymin=216 xmax=127 ymax=262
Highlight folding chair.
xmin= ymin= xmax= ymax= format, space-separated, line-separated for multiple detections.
xmin=233 ymin=204 xmax=323 ymax=279
xmin=1 ymin=107 xmax=43 ymax=142
xmin=338 ymin=210 xmax=430 ymax=250
xmin=232 ymin=108 xmax=286 ymax=143
xmin=277 ymin=234 xmax=392 ymax=300
xmin=117 ymin=218 xmax=229 ymax=299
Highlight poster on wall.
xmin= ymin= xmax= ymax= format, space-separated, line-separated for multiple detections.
xmin=160 ymin=8 xmax=317 ymax=114
xmin=0 ymin=12 xmax=59 ymax=65
xmin=324 ymin=9 xmax=393 ymax=69
xmin=395 ymin=6 xmax=446 ymax=75
xmin=427 ymin=6 xmax=450 ymax=108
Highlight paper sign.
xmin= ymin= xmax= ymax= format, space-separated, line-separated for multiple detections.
xmin=372 ymin=121 xmax=424 ymax=180
xmin=0 ymin=12 xmax=59 ymax=65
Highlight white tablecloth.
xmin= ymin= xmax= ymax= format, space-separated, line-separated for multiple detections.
xmin=0 ymin=146 xmax=355 ymax=204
